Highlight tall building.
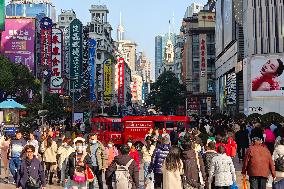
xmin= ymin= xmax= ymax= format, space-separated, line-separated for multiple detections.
xmin=88 ymin=5 xmax=116 ymax=107
xmin=184 ymin=3 xmax=204 ymax=18
xmin=117 ymin=12 xmax=125 ymax=41
xmin=174 ymin=35 xmax=184 ymax=83
xmin=182 ymin=7 xmax=216 ymax=115
xmin=155 ymin=35 xmax=163 ymax=80
xmin=242 ymin=0 xmax=284 ymax=115
xmin=57 ymin=10 xmax=76 ymax=30
xmin=137 ymin=52 xmax=151 ymax=83
xmin=6 ymin=0 xmax=56 ymax=22
xmin=116 ymin=40 xmax=137 ymax=72
xmin=215 ymin=0 xmax=244 ymax=115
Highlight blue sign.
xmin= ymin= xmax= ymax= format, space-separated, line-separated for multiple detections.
xmin=89 ymin=39 xmax=96 ymax=102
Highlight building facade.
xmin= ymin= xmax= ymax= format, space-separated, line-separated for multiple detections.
xmin=6 ymin=0 xmax=56 ymax=21
xmin=243 ymin=0 xmax=284 ymax=115
xmin=116 ymin=40 xmax=137 ymax=72
xmin=131 ymin=73 xmax=143 ymax=105
xmin=182 ymin=9 xmax=216 ymax=115
xmin=174 ymin=35 xmax=184 ymax=83
xmin=184 ymin=3 xmax=204 ymax=18
xmin=88 ymin=5 xmax=116 ymax=108
xmin=215 ymin=0 xmax=244 ymax=115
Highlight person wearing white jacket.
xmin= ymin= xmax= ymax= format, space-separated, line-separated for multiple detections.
xmin=57 ymin=137 xmax=74 ymax=185
xmin=272 ymin=137 xmax=284 ymax=178
xmin=209 ymin=145 xmax=237 ymax=189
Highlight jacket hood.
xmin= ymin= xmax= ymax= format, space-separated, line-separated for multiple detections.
xmin=181 ymin=149 xmax=196 ymax=159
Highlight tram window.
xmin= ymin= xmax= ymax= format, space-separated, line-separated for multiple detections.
xmin=96 ymin=123 xmax=106 ymax=131
xmin=154 ymin=122 xmax=164 ymax=130
xmin=166 ymin=122 xmax=174 ymax=130
xmin=111 ymin=123 xmax=123 ymax=132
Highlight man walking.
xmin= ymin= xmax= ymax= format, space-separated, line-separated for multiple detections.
xmin=87 ymin=133 xmax=107 ymax=189
xmin=242 ymin=137 xmax=276 ymax=189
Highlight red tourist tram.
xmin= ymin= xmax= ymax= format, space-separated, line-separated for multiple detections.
xmin=90 ymin=116 xmax=191 ymax=146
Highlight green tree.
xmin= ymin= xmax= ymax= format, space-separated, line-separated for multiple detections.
xmin=146 ymin=71 xmax=186 ymax=114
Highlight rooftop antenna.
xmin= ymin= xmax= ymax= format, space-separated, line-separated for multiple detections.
xmin=168 ymin=19 xmax=171 ymax=40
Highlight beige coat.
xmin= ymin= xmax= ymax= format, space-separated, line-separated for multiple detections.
xmin=57 ymin=145 xmax=74 ymax=169
xmin=86 ymin=141 xmax=108 ymax=170
xmin=141 ymin=145 xmax=155 ymax=163
xmin=41 ymin=140 xmax=58 ymax=163
xmin=162 ymin=160 xmax=184 ymax=189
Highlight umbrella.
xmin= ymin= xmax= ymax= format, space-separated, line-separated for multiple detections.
xmin=0 ymin=99 xmax=26 ymax=109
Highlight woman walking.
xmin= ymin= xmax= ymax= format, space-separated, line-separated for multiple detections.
xmin=0 ymin=135 xmax=10 ymax=182
xmin=142 ymin=136 xmax=155 ymax=184
xmin=16 ymin=145 xmax=46 ymax=189
xmin=40 ymin=136 xmax=58 ymax=185
xmin=162 ymin=146 xmax=183 ymax=189
xmin=272 ymin=137 xmax=284 ymax=179
xmin=209 ymin=145 xmax=237 ymax=189
xmin=64 ymin=137 xmax=92 ymax=189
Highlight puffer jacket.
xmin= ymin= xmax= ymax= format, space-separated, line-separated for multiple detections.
xmin=272 ymin=144 xmax=284 ymax=178
xmin=203 ymin=150 xmax=218 ymax=177
xmin=209 ymin=154 xmax=236 ymax=187
xmin=149 ymin=144 xmax=170 ymax=174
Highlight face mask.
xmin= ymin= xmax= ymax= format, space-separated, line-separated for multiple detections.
xmin=91 ymin=140 xmax=97 ymax=144
xmin=108 ymin=144 xmax=113 ymax=148
xmin=127 ymin=142 xmax=132 ymax=148
xmin=76 ymin=146 xmax=84 ymax=153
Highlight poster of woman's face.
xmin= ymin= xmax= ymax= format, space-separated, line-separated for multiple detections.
xmin=251 ymin=56 xmax=284 ymax=97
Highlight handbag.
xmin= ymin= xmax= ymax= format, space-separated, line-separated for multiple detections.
xmin=242 ymin=175 xmax=248 ymax=189
xmin=73 ymin=153 xmax=87 ymax=183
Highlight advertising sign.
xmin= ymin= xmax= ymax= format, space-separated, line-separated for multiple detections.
xmin=188 ymin=96 xmax=200 ymax=115
xmin=73 ymin=112 xmax=84 ymax=124
xmin=104 ymin=59 xmax=112 ymax=103
xmin=200 ymin=35 xmax=207 ymax=77
xmin=50 ymin=28 xmax=63 ymax=94
xmin=82 ymin=27 xmax=90 ymax=96
xmin=251 ymin=56 xmax=284 ymax=97
xmin=226 ymin=72 xmax=237 ymax=105
xmin=69 ymin=19 xmax=83 ymax=101
xmin=117 ymin=58 xmax=125 ymax=105
xmin=89 ymin=39 xmax=96 ymax=102
xmin=0 ymin=0 xmax=4 ymax=31
xmin=40 ymin=17 xmax=52 ymax=71
xmin=215 ymin=0 xmax=223 ymax=57
xmin=223 ymin=0 xmax=233 ymax=48
xmin=1 ymin=18 xmax=36 ymax=73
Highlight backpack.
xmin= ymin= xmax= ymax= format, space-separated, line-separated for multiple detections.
xmin=114 ymin=159 xmax=134 ymax=189
xmin=275 ymin=155 xmax=284 ymax=172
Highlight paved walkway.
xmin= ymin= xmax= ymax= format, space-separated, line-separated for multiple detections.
xmin=0 ymin=159 xmax=268 ymax=189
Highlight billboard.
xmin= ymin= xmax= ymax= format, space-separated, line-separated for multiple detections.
xmin=117 ymin=58 xmax=125 ymax=105
xmin=0 ymin=0 xmax=4 ymax=31
xmin=215 ymin=0 xmax=223 ymax=57
xmin=251 ymin=56 xmax=284 ymax=97
xmin=223 ymin=0 xmax=233 ymax=48
xmin=69 ymin=19 xmax=83 ymax=101
xmin=82 ymin=27 xmax=90 ymax=96
xmin=89 ymin=39 xmax=96 ymax=102
xmin=1 ymin=18 xmax=36 ymax=73
xmin=40 ymin=17 xmax=52 ymax=69
xmin=226 ymin=72 xmax=237 ymax=105
xmin=104 ymin=59 xmax=112 ymax=103
xmin=50 ymin=28 xmax=63 ymax=94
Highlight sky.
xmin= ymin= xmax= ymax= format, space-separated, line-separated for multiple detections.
xmin=6 ymin=0 xmax=208 ymax=79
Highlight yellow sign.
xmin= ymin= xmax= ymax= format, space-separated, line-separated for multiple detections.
xmin=104 ymin=60 xmax=112 ymax=103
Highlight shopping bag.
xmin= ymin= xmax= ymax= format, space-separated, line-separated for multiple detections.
xmin=230 ymin=182 xmax=238 ymax=189
xmin=86 ymin=164 xmax=95 ymax=182
xmin=242 ymin=176 xmax=248 ymax=189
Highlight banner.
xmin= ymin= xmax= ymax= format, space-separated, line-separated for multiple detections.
xmin=82 ymin=26 xmax=90 ymax=97
xmin=1 ymin=18 xmax=36 ymax=74
xmin=226 ymin=72 xmax=237 ymax=105
xmin=0 ymin=0 xmax=4 ymax=31
xmin=251 ymin=56 xmax=284 ymax=97
xmin=89 ymin=39 xmax=96 ymax=102
xmin=69 ymin=19 xmax=83 ymax=101
xmin=40 ymin=17 xmax=53 ymax=75
xmin=104 ymin=59 xmax=112 ymax=103
xmin=50 ymin=28 xmax=63 ymax=94
xmin=117 ymin=58 xmax=125 ymax=104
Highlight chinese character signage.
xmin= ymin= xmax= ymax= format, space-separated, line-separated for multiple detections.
xmin=40 ymin=17 xmax=53 ymax=69
xmin=69 ymin=19 xmax=83 ymax=101
xmin=104 ymin=59 xmax=112 ymax=103
xmin=89 ymin=39 xmax=96 ymax=102
xmin=117 ymin=58 xmax=125 ymax=105
xmin=0 ymin=0 xmax=4 ymax=31
xmin=226 ymin=72 xmax=237 ymax=105
xmin=82 ymin=26 xmax=90 ymax=96
xmin=1 ymin=18 xmax=36 ymax=74
xmin=200 ymin=37 xmax=206 ymax=77
xmin=50 ymin=28 xmax=63 ymax=94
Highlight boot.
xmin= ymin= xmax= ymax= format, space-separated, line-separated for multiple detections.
xmin=45 ymin=170 xmax=49 ymax=181
xmin=49 ymin=172 xmax=54 ymax=185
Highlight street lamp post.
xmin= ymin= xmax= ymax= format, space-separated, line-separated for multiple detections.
xmin=65 ymin=76 xmax=78 ymax=124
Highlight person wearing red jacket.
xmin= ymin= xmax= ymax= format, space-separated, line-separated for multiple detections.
xmin=127 ymin=139 xmax=140 ymax=170
xmin=216 ymin=135 xmax=237 ymax=157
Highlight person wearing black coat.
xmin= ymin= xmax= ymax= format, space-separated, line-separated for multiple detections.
xmin=170 ymin=126 xmax=179 ymax=145
xmin=235 ymin=124 xmax=250 ymax=162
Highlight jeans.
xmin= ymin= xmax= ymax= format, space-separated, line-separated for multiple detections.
xmin=249 ymin=176 xmax=267 ymax=189
xmin=89 ymin=166 xmax=103 ymax=189
xmin=70 ymin=180 xmax=87 ymax=189
xmin=237 ymin=147 xmax=246 ymax=160
xmin=9 ymin=157 xmax=21 ymax=182
xmin=144 ymin=162 xmax=150 ymax=180
xmin=154 ymin=173 xmax=163 ymax=189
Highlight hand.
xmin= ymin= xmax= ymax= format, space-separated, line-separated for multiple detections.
xmin=102 ymin=168 xmax=106 ymax=172
xmin=242 ymin=174 xmax=246 ymax=178
xmin=41 ymin=187 xmax=46 ymax=189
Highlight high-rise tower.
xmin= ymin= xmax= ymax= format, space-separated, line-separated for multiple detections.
xmin=117 ymin=12 xmax=125 ymax=41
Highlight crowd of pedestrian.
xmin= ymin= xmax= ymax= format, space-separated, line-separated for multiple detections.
xmin=0 ymin=117 xmax=283 ymax=189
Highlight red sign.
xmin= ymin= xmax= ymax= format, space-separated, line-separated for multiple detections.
xmin=117 ymin=57 xmax=125 ymax=105
xmin=200 ymin=38 xmax=206 ymax=77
